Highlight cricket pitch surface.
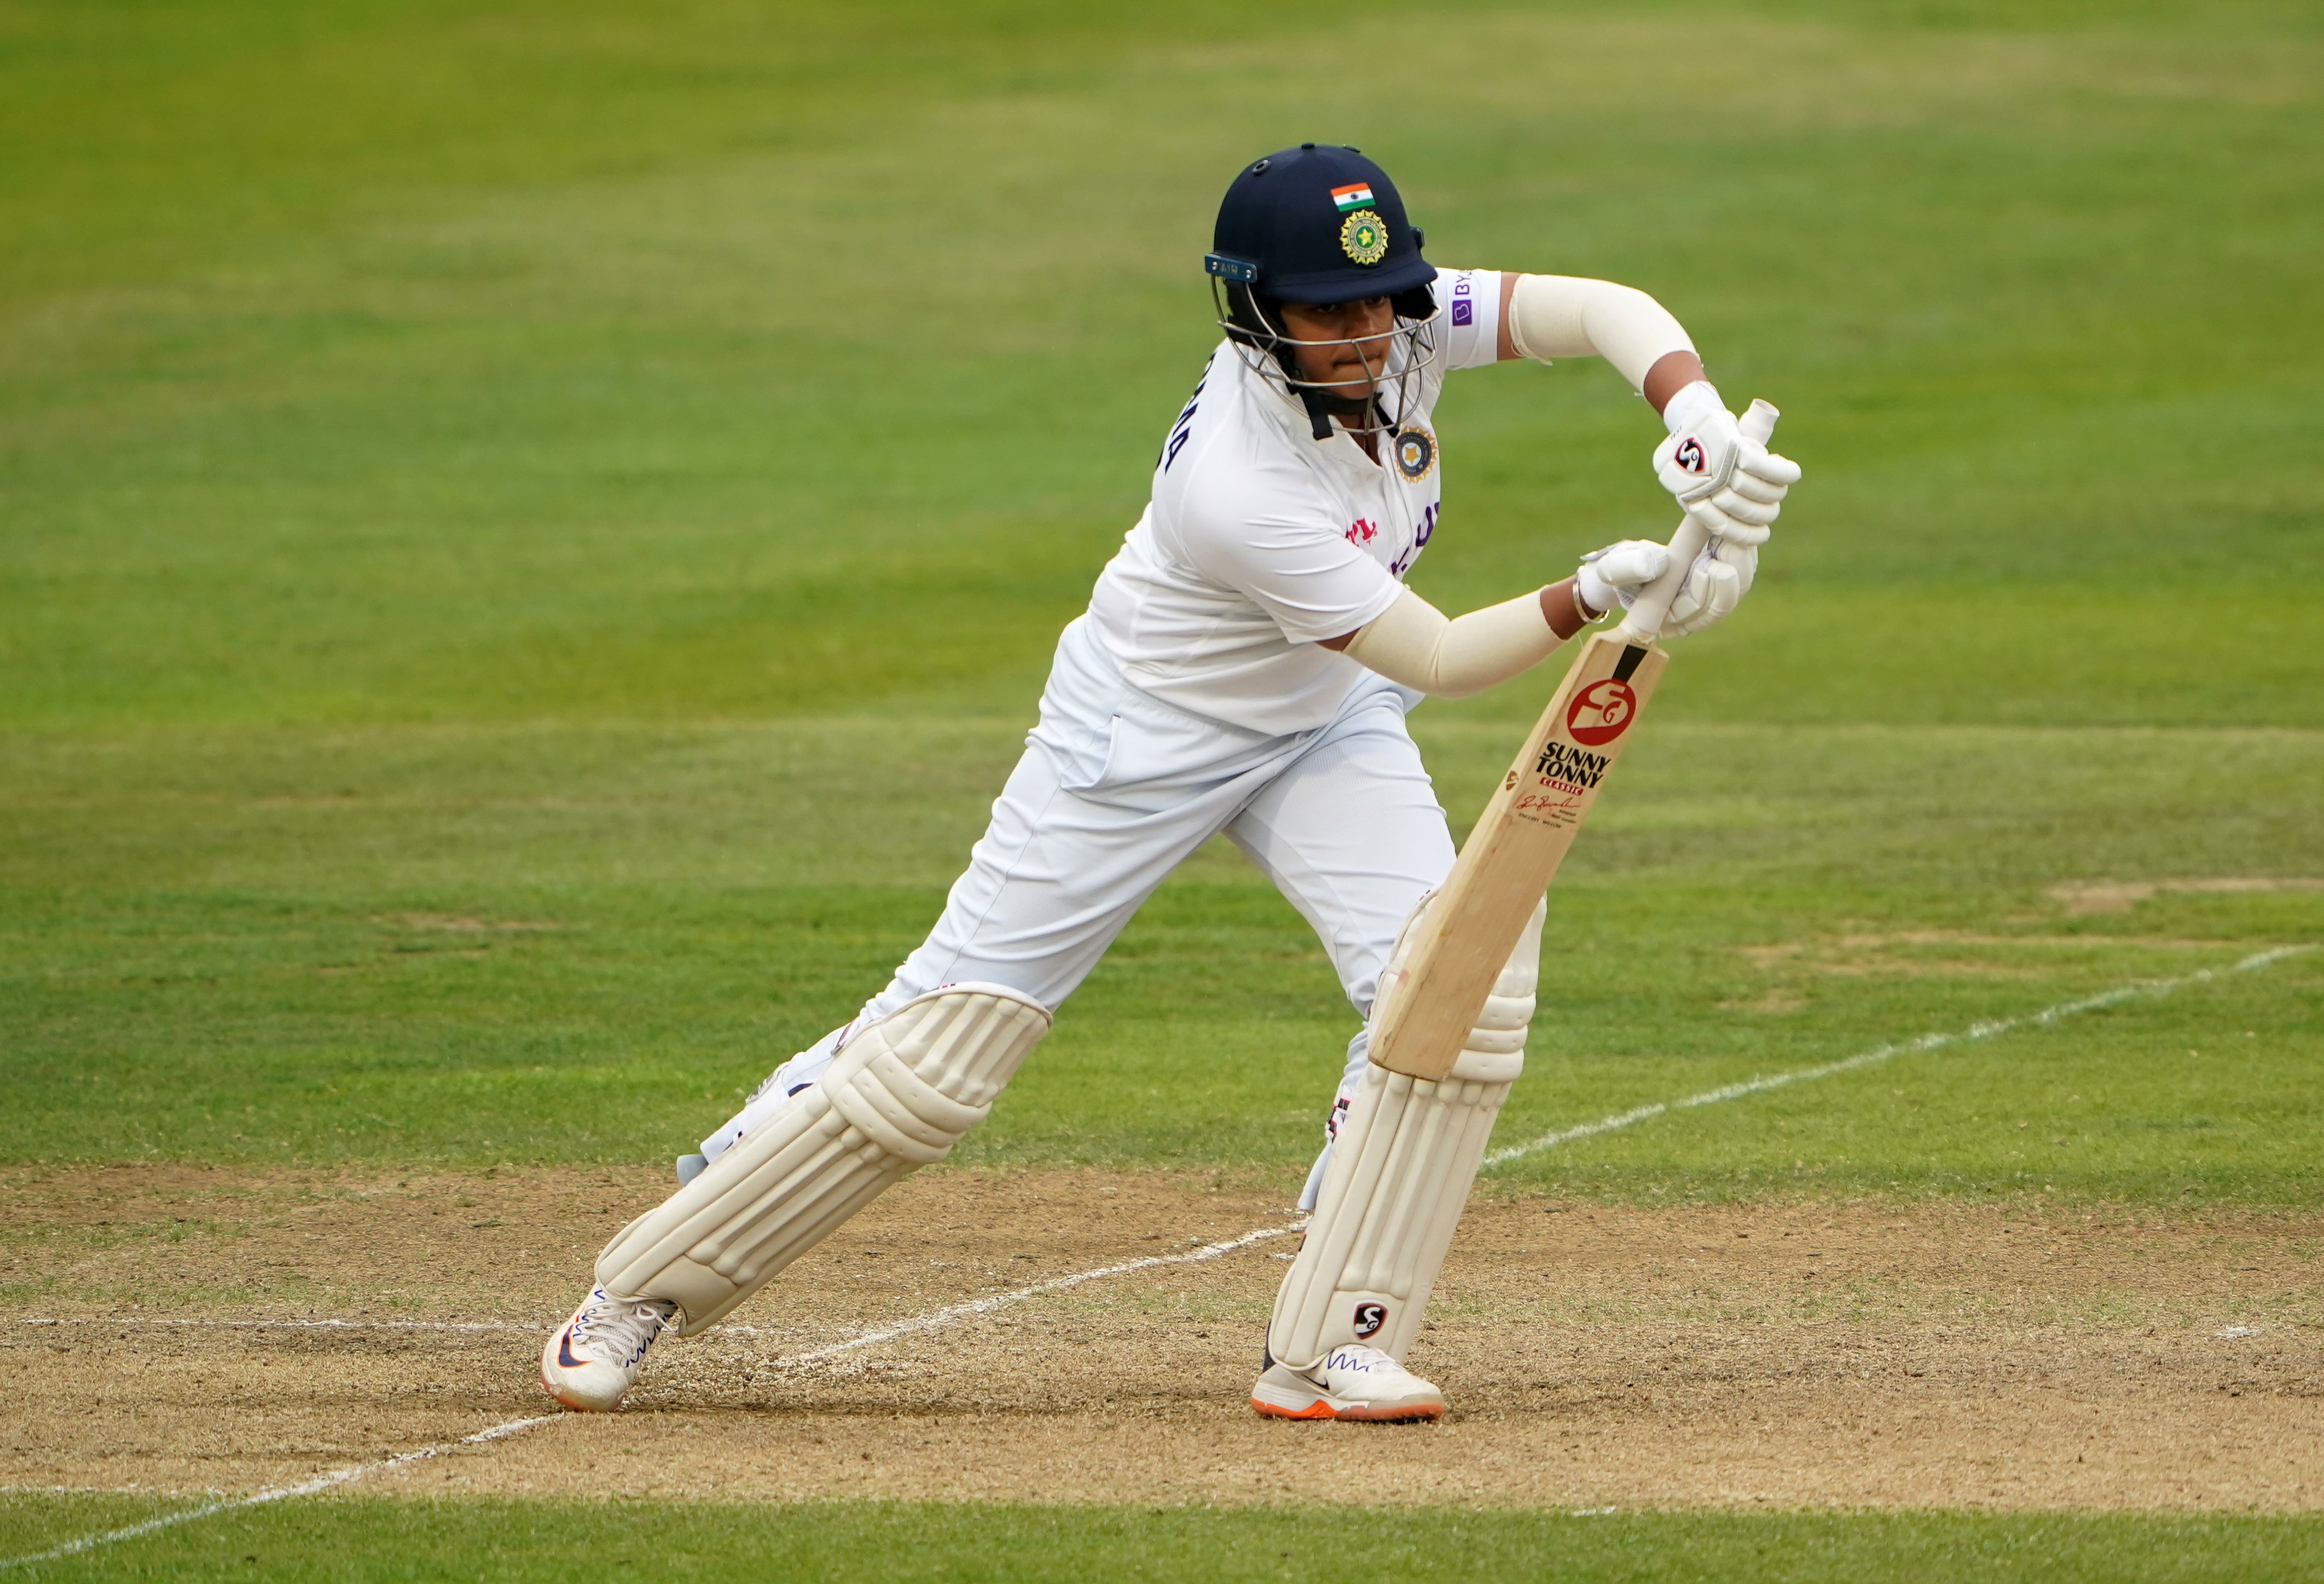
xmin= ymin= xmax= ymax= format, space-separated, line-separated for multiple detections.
xmin=8 ymin=1165 xmax=2319 ymax=1512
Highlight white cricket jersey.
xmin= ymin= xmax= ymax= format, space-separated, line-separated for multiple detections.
xmin=1083 ymin=268 xmax=1505 ymax=735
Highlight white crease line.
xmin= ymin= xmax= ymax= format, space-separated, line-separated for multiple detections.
xmin=0 ymin=1417 xmax=551 ymax=1571
xmin=0 ymin=1487 xmax=228 ymax=1496
xmin=9 ymin=1233 xmax=1308 ymax=1348
xmin=758 ymin=1222 xmax=1301 ymax=1372
xmin=15 ymin=1316 xmax=544 ymax=1335
xmin=1486 ymin=944 xmax=2312 ymax=1167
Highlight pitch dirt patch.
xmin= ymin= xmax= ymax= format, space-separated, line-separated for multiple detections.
xmin=5 ymin=1165 xmax=2321 ymax=1512
xmin=2047 ymin=878 xmax=2324 ymax=917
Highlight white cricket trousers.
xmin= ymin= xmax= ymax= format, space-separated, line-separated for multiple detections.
xmin=706 ymin=616 xmax=1458 ymax=1187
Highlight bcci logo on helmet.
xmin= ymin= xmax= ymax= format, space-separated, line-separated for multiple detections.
xmin=1352 ymin=1302 xmax=1387 ymax=1339
xmin=1339 ymin=209 xmax=1389 ymax=267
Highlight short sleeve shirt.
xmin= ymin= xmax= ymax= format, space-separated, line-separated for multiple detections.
xmin=1083 ymin=269 xmax=1503 ymax=733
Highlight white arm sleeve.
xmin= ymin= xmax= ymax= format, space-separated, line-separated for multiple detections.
xmin=1339 ymin=586 xmax=1563 ymax=699
xmin=1506 ymin=273 xmax=1696 ymax=391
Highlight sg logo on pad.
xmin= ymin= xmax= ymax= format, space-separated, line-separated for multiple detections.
xmin=1352 ymin=1302 xmax=1387 ymax=1339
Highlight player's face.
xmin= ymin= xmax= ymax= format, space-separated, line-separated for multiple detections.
xmin=1277 ymin=296 xmax=1394 ymax=395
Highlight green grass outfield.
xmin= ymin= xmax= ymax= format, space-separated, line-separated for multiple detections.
xmin=4 ymin=1495 xmax=2321 ymax=1583
xmin=3 ymin=0 xmax=2320 ymax=1576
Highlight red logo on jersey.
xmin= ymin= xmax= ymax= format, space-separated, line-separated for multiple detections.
xmin=1566 ymin=678 xmax=1639 ymax=747
xmin=1345 ymin=517 xmax=1378 ymax=544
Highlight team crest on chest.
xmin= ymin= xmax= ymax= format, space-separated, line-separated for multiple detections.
xmin=1392 ymin=425 xmax=1436 ymax=482
xmin=1338 ymin=208 xmax=1389 ymax=266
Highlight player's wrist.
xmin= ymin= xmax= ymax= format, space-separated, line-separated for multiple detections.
xmin=1573 ymin=562 xmax=1619 ymax=622
xmin=1660 ymin=379 xmax=1726 ymax=437
xmin=1542 ymin=579 xmax=1596 ymax=640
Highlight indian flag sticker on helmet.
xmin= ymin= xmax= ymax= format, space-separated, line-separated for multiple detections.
xmin=1340 ymin=209 xmax=1389 ymax=266
xmin=1330 ymin=182 xmax=1376 ymax=214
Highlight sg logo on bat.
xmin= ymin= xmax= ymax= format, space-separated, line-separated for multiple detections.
xmin=1566 ymin=678 xmax=1639 ymax=747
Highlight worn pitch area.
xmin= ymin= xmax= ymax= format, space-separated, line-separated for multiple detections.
xmin=5 ymin=1166 xmax=2319 ymax=1512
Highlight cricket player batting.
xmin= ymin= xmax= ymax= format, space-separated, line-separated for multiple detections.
xmin=542 ymin=143 xmax=1799 ymax=1420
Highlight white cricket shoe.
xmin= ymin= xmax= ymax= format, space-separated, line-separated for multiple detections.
xmin=540 ymin=1286 xmax=675 ymax=1412
xmin=1250 ymin=1343 xmax=1446 ymax=1423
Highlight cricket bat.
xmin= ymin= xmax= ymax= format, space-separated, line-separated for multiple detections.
xmin=1368 ymin=398 xmax=1780 ymax=1083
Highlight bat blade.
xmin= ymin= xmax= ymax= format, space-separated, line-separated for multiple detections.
xmin=1368 ymin=631 xmax=1667 ymax=1082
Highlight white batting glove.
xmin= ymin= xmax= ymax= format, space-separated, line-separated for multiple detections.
xmin=1652 ymin=382 xmax=1802 ymax=546
xmin=1574 ymin=539 xmax=1668 ymax=617
xmin=1660 ymin=540 xmax=1750 ymax=638
xmin=1578 ymin=537 xmax=1751 ymax=639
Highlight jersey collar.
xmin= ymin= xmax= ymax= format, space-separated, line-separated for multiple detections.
xmin=1225 ymin=341 xmax=1393 ymax=473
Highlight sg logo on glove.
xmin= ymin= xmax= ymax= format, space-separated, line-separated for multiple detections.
xmin=1672 ymin=436 xmax=1708 ymax=475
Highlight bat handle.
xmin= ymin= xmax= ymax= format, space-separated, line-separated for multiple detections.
xmin=1613 ymin=399 xmax=1780 ymax=644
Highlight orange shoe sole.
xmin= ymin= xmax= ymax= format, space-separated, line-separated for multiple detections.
xmin=1250 ymin=1395 xmax=1441 ymax=1423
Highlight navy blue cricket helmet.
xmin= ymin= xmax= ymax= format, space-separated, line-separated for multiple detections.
xmin=1205 ymin=143 xmax=1436 ymax=314
xmin=1203 ymin=144 xmax=1441 ymax=437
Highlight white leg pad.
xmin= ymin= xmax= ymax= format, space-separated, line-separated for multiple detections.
xmin=595 ymin=983 xmax=1051 ymax=1336
xmin=1270 ymin=898 xmax=1543 ymax=1368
